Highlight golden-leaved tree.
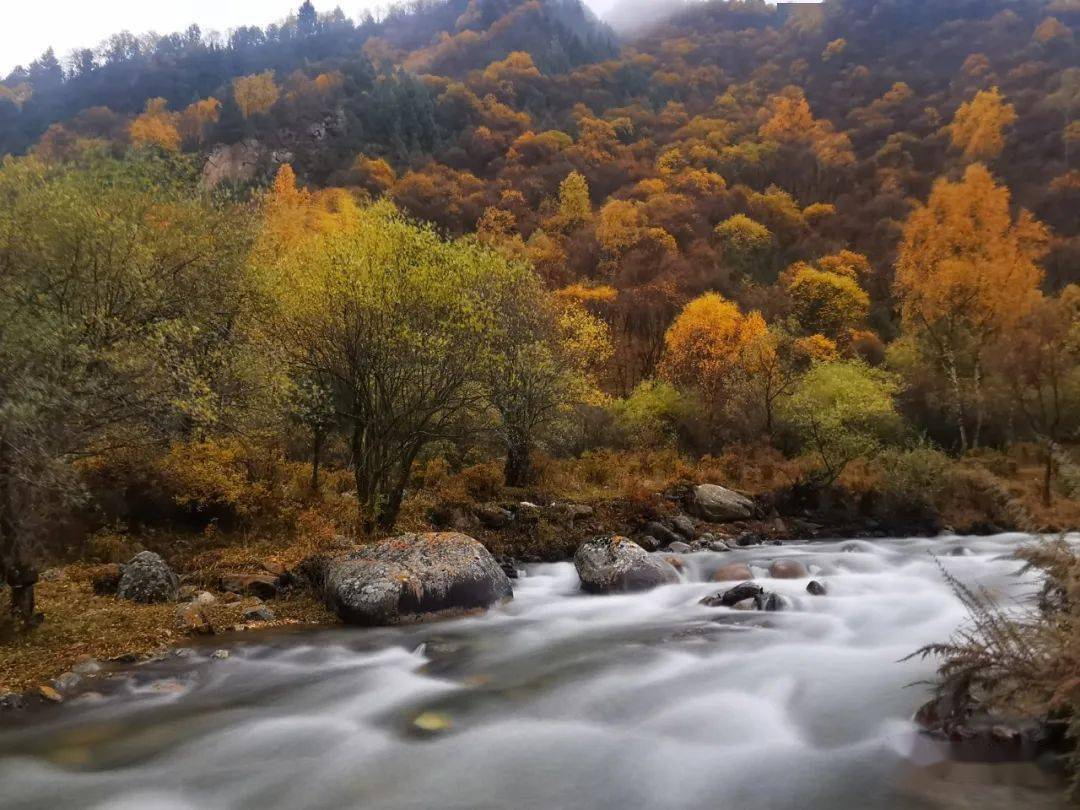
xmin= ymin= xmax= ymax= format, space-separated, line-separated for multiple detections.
xmin=233 ymin=71 xmax=280 ymax=119
xmin=895 ymin=163 xmax=1048 ymax=449
xmin=660 ymin=293 xmax=767 ymax=401
xmin=129 ymin=98 xmax=181 ymax=151
xmin=785 ymin=256 xmax=870 ymax=340
xmin=252 ymin=166 xmax=542 ymax=528
xmin=949 ymin=87 xmax=1017 ymax=162
xmin=178 ymin=97 xmax=221 ymax=147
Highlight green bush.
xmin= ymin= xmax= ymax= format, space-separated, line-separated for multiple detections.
xmin=608 ymin=381 xmax=697 ymax=449
xmin=876 ymin=442 xmax=952 ymax=512
xmin=779 ymin=361 xmax=903 ymax=484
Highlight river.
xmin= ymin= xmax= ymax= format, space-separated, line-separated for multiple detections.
xmin=0 ymin=534 xmax=1067 ymax=809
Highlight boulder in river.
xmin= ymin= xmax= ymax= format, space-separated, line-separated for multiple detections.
xmin=117 ymin=552 xmax=179 ymax=604
xmin=700 ymin=581 xmax=762 ymax=607
xmin=690 ymin=484 xmax=754 ymax=522
xmin=0 ymin=692 xmax=27 ymax=712
xmin=712 ymin=562 xmax=754 ymax=582
xmin=632 ymin=534 xmax=661 ymax=552
xmin=308 ymin=532 xmax=513 ymax=626
xmin=574 ymin=536 xmax=679 ymax=594
xmin=806 ymin=580 xmax=827 ymax=596
xmin=735 ymin=532 xmax=764 ymax=547
xmin=769 ymin=560 xmax=808 ymax=579
xmin=754 ymin=592 xmax=786 ymax=611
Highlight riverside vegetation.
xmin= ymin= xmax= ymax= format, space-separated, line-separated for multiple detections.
xmin=1 ymin=0 xmax=1079 ymax=797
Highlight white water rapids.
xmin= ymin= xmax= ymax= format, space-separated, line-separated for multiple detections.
xmin=0 ymin=534 xmax=1069 ymax=809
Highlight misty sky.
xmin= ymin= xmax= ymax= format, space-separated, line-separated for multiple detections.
xmin=2 ymin=0 xmax=620 ymax=76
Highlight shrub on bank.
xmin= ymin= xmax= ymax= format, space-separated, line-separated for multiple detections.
xmin=917 ymin=538 xmax=1080 ymax=799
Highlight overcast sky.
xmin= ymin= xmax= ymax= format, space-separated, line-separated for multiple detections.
xmin=2 ymin=0 xmax=621 ymax=76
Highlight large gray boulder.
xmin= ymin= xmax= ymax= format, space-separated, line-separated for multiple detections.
xmin=690 ymin=484 xmax=755 ymax=522
xmin=309 ymin=533 xmax=512 ymax=626
xmin=574 ymin=536 xmax=679 ymax=594
xmin=117 ymin=551 xmax=179 ymax=603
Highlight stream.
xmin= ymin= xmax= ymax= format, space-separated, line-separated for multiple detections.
xmin=0 ymin=534 xmax=1068 ymax=809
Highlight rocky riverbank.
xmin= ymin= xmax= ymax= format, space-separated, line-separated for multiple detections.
xmin=1 ymin=533 xmax=1067 ymax=810
xmin=0 ymin=479 xmax=1038 ymax=710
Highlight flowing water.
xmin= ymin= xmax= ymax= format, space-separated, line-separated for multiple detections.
xmin=0 ymin=534 xmax=1069 ymax=809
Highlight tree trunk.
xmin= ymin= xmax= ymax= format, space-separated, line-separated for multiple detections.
xmin=377 ymin=479 xmax=406 ymax=532
xmin=946 ymin=353 xmax=968 ymax=453
xmin=310 ymin=430 xmax=323 ymax=493
xmin=972 ymin=358 xmax=983 ymax=450
xmin=376 ymin=444 xmax=422 ymax=532
xmin=503 ymin=436 xmax=532 ymax=488
xmin=1042 ymin=440 xmax=1056 ymax=508
xmin=0 ymin=435 xmax=37 ymax=625
xmin=351 ymin=422 xmax=377 ymax=535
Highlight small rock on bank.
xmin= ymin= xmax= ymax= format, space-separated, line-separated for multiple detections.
xmin=306 ymin=532 xmax=512 ymax=626
xmin=690 ymin=484 xmax=755 ymax=522
xmin=117 ymin=551 xmax=179 ymax=604
xmin=574 ymin=536 xmax=680 ymax=594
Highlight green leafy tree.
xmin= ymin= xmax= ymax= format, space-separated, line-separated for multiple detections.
xmin=482 ymin=284 xmax=612 ymax=486
xmin=253 ymin=197 xmax=538 ymax=529
xmin=779 ymin=361 xmax=902 ymax=485
xmin=714 ymin=214 xmax=773 ymax=278
xmin=0 ymin=152 xmax=258 ymax=621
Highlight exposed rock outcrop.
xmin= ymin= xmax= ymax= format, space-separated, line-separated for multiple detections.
xmin=201 ymin=139 xmax=263 ymax=188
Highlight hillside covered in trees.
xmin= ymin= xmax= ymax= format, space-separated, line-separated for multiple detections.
xmin=1 ymin=0 xmax=1080 ymax=753
xmin=5 ymin=0 xmax=1077 ymax=389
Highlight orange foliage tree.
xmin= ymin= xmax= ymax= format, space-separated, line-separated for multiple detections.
xmin=129 ymin=98 xmax=181 ymax=151
xmin=179 ymin=97 xmax=221 ymax=147
xmin=895 ymin=164 xmax=1048 ymax=449
xmin=660 ymin=293 xmax=768 ymax=403
xmin=949 ymin=87 xmax=1017 ymax=162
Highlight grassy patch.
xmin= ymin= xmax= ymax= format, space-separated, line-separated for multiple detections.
xmin=0 ymin=563 xmax=336 ymax=694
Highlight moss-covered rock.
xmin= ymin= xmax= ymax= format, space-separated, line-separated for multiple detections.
xmin=307 ymin=532 xmax=513 ymax=626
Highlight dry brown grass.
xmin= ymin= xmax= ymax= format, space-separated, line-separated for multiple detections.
xmin=914 ymin=537 xmax=1080 ymax=797
xmin=0 ymin=571 xmax=174 ymax=693
xmin=0 ymin=560 xmax=337 ymax=694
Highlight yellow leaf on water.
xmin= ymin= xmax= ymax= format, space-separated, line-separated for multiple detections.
xmin=412 ymin=711 xmax=452 ymax=732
